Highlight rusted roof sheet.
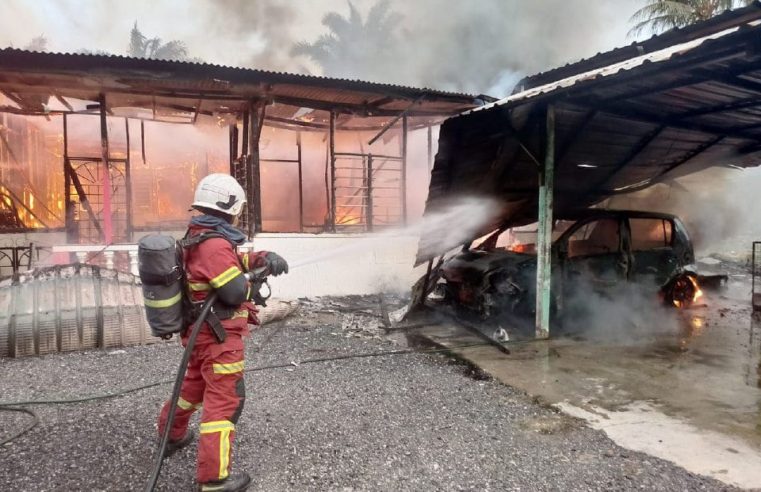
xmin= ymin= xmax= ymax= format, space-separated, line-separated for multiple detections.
xmin=0 ymin=49 xmax=489 ymax=120
xmin=418 ymin=8 xmax=761 ymax=264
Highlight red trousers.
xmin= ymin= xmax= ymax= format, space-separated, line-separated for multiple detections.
xmin=158 ymin=335 xmax=246 ymax=483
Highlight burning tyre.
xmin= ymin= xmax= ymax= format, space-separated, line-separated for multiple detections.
xmin=661 ymin=273 xmax=702 ymax=309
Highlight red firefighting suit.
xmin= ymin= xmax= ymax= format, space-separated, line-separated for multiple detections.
xmin=157 ymin=223 xmax=267 ymax=484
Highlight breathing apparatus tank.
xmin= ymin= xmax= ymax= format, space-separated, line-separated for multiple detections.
xmin=137 ymin=234 xmax=186 ymax=339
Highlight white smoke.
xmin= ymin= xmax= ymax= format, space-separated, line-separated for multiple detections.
xmin=2 ymin=0 xmax=635 ymax=95
xmin=607 ymin=166 xmax=761 ymax=257
xmin=561 ymin=278 xmax=682 ymax=344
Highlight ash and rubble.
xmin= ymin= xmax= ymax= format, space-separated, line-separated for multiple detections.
xmin=0 ymin=296 xmax=735 ymax=491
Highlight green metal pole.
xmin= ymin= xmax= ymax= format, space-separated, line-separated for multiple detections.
xmin=535 ymin=104 xmax=555 ymax=339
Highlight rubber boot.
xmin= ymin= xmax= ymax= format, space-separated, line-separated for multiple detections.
xmin=198 ymin=472 xmax=251 ymax=492
xmin=163 ymin=430 xmax=195 ymax=457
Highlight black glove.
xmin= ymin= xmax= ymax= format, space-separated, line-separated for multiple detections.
xmin=264 ymin=252 xmax=289 ymax=276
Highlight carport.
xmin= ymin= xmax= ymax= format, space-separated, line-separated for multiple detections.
xmin=417 ymin=2 xmax=761 ymax=338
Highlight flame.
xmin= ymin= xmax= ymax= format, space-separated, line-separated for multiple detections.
xmin=507 ymin=240 xmax=537 ymax=254
xmin=694 ymin=286 xmax=704 ymax=303
xmin=672 ymin=275 xmax=702 ymax=308
xmin=336 ymin=211 xmax=362 ymax=226
xmin=507 ymin=240 xmax=523 ymax=252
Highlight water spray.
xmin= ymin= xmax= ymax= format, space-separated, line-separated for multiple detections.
xmin=287 ymin=197 xmax=501 ymax=270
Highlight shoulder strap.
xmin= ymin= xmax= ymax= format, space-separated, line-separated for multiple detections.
xmin=178 ymin=231 xmax=231 ymax=249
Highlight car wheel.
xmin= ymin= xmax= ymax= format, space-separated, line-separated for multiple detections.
xmin=663 ymin=273 xmax=700 ymax=309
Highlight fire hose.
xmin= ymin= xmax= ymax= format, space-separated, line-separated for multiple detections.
xmin=144 ymin=267 xmax=268 ymax=492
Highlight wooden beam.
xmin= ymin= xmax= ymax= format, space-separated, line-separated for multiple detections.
xmin=401 ymin=115 xmax=408 ymax=226
xmin=368 ymin=96 xmax=424 ymax=145
xmin=248 ymin=100 xmax=265 ymax=236
xmin=368 ymin=96 xmax=395 ymax=108
xmin=297 ymin=132 xmax=304 ymax=232
xmin=0 ymin=89 xmax=24 ymax=108
xmin=64 ymin=159 xmax=103 ymax=236
xmin=271 ymin=94 xmax=450 ymax=118
xmin=557 ymin=109 xmax=597 ymax=163
xmin=140 ymin=120 xmax=146 ymax=165
xmin=591 ymin=124 xmax=666 ymax=192
xmin=64 ymin=114 xmax=74 ymax=242
xmin=191 ymin=99 xmax=203 ymax=124
xmin=602 ymin=136 xmax=725 ymax=195
xmin=124 ymin=118 xmax=132 ymax=241
xmin=329 ymin=110 xmax=337 ymax=232
xmin=658 ymin=135 xmax=726 ymax=176
xmin=494 ymin=110 xmax=544 ymax=186
xmin=228 ymin=124 xmax=238 ymax=175
xmin=99 ymin=93 xmax=112 ymax=244
xmin=581 ymin=100 xmax=760 ymax=142
xmin=673 ymin=94 xmax=761 ymax=119
xmin=366 ymin=154 xmax=373 ymax=232
xmin=55 ymin=93 xmax=74 ymax=111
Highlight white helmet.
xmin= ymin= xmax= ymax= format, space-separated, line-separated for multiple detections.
xmin=191 ymin=173 xmax=246 ymax=217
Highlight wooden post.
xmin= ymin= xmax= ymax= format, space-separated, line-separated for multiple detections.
xmin=297 ymin=132 xmax=304 ymax=232
xmin=366 ymin=154 xmax=374 ymax=232
xmin=98 ymin=94 xmax=112 ymax=244
xmin=401 ymin=116 xmax=408 ymax=226
xmin=248 ymin=101 xmax=265 ymax=236
xmin=329 ymin=110 xmax=337 ymax=232
xmin=229 ymin=124 xmax=238 ymax=175
xmin=140 ymin=120 xmax=146 ymax=166
xmin=535 ymin=104 xmax=555 ymax=339
xmin=241 ymin=111 xmax=249 ymax=161
xmin=63 ymin=113 xmax=74 ymax=243
xmin=125 ymin=118 xmax=132 ymax=242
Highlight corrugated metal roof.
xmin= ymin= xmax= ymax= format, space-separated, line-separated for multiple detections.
xmin=0 ymin=48 xmax=490 ymax=118
xmin=417 ymin=10 xmax=761 ymax=264
xmin=469 ymin=22 xmax=752 ymax=114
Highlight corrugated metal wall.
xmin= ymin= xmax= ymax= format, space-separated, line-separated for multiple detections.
xmin=0 ymin=264 xmax=152 ymax=358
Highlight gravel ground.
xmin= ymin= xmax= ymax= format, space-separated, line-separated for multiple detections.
xmin=0 ymin=297 xmax=737 ymax=491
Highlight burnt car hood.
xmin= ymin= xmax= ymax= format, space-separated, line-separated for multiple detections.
xmin=442 ymin=249 xmax=537 ymax=284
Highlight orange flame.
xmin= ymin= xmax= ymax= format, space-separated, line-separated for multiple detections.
xmin=673 ymin=275 xmax=702 ymax=308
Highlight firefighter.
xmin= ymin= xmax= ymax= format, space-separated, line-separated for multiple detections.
xmin=157 ymin=173 xmax=288 ymax=492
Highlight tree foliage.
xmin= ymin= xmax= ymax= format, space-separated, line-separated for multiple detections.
xmin=127 ymin=22 xmax=189 ymax=61
xmin=629 ymin=0 xmax=755 ymax=37
xmin=291 ymin=0 xmax=402 ymax=80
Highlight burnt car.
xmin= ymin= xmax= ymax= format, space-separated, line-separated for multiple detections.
xmin=440 ymin=210 xmax=701 ymax=324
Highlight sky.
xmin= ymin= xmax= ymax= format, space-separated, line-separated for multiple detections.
xmin=2 ymin=0 xmax=641 ymax=96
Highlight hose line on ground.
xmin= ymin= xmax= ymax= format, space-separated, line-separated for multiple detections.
xmin=0 ymin=341 xmax=506 ymax=407
xmin=0 ymin=338 xmax=536 ymax=447
xmin=0 ymin=406 xmax=39 ymax=447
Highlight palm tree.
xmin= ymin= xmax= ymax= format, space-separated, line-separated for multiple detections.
xmin=629 ymin=0 xmax=754 ymax=37
xmin=127 ymin=22 xmax=189 ymax=61
xmin=291 ymin=0 xmax=402 ymax=80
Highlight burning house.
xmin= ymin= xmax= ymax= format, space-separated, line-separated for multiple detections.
xmin=0 ymin=49 xmax=490 ymax=357
xmin=0 ymin=48 xmax=487 ymax=276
